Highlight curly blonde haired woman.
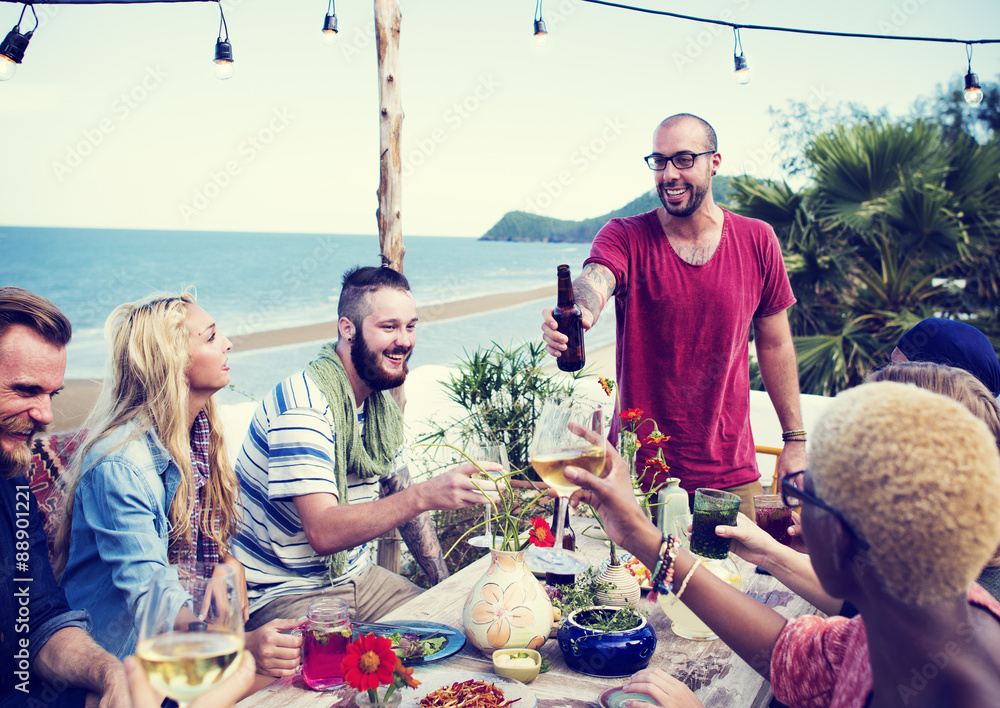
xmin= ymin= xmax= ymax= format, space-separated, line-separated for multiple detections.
xmin=56 ymin=293 xmax=300 ymax=690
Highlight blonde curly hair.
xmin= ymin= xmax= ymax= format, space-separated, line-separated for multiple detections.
xmin=810 ymin=381 xmax=1000 ymax=606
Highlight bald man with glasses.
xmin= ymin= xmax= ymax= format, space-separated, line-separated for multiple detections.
xmin=542 ymin=113 xmax=805 ymax=519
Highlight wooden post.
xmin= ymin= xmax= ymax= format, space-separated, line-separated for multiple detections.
xmin=374 ymin=0 xmax=404 ymax=273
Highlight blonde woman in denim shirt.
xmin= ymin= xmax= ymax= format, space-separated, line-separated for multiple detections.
xmin=55 ymin=293 xmax=302 ymax=694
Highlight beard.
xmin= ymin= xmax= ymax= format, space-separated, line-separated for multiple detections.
xmin=0 ymin=415 xmax=43 ymax=479
xmin=658 ymin=180 xmax=710 ymax=217
xmin=350 ymin=327 xmax=411 ymax=392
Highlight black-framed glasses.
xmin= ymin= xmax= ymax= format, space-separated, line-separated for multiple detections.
xmin=781 ymin=471 xmax=871 ymax=550
xmin=643 ymin=150 xmax=715 ymax=171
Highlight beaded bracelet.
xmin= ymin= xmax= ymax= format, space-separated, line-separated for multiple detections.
xmin=674 ymin=559 xmax=703 ymax=602
xmin=781 ymin=429 xmax=807 ymax=442
xmin=648 ymin=534 xmax=681 ymax=603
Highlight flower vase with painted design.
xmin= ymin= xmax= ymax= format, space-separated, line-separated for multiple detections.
xmin=462 ymin=547 xmax=553 ymax=656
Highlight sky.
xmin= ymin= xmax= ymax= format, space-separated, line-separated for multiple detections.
xmin=1 ymin=0 xmax=998 ymax=238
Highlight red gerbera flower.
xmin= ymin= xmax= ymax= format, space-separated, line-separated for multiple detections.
xmin=341 ymin=633 xmax=398 ymax=692
xmin=620 ymin=408 xmax=643 ymax=423
xmin=643 ymin=450 xmax=671 ymax=477
xmin=528 ymin=516 xmax=555 ymax=548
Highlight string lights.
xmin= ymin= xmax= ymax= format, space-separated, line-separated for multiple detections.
xmin=964 ymin=44 xmax=984 ymax=106
xmin=0 ymin=3 xmax=36 ymax=82
xmin=533 ymin=0 xmax=548 ymax=47
xmin=543 ymin=0 xmax=999 ymax=105
xmin=322 ymin=0 xmax=338 ymax=45
xmin=213 ymin=0 xmax=234 ymax=80
xmin=732 ymin=27 xmax=749 ymax=85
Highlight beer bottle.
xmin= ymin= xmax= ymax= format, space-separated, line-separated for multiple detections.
xmin=554 ymin=264 xmax=585 ymax=372
xmin=545 ymin=505 xmax=576 ymax=586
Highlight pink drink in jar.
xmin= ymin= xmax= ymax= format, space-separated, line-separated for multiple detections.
xmin=301 ymin=598 xmax=352 ymax=691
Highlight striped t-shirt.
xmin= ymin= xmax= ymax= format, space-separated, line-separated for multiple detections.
xmin=232 ymin=371 xmax=403 ymax=613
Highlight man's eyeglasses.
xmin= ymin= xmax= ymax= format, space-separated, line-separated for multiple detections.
xmin=781 ymin=471 xmax=871 ymax=550
xmin=643 ymin=150 xmax=715 ymax=171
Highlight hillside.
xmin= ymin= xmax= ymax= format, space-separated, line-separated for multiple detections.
xmin=481 ymin=177 xmax=734 ymax=242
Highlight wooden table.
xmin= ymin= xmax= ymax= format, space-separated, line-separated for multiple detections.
xmin=239 ymin=526 xmax=815 ymax=708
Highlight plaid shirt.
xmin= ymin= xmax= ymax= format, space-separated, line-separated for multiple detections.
xmin=169 ymin=410 xmax=222 ymax=566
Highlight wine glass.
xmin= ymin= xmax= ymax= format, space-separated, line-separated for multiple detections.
xmin=528 ymin=396 xmax=606 ymax=575
xmin=466 ymin=442 xmax=510 ymax=548
xmin=136 ymin=562 xmax=245 ymax=705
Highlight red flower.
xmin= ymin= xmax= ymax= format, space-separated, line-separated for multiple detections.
xmin=620 ymin=408 xmax=643 ymax=423
xmin=643 ymin=450 xmax=671 ymax=477
xmin=341 ymin=633 xmax=397 ymax=692
xmin=598 ymin=378 xmax=615 ymax=396
xmin=644 ymin=432 xmax=670 ymax=445
xmin=528 ymin=516 xmax=555 ymax=548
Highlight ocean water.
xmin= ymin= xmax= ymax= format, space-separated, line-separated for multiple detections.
xmin=1 ymin=226 xmax=615 ymax=400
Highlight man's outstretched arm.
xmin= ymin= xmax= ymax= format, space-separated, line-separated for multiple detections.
xmin=383 ymin=467 xmax=449 ymax=584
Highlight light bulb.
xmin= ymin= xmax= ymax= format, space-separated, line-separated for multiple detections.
xmin=322 ymin=13 xmax=338 ymax=44
xmin=964 ymin=71 xmax=983 ymax=106
xmin=0 ymin=55 xmax=16 ymax=81
xmin=214 ymin=60 xmax=234 ymax=80
xmin=534 ymin=19 xmax=548 ymax=47
xmin=733 ymin=54 xmax=750 ymax=85
xmin=214 ymin=39 xmax=234 ymax=80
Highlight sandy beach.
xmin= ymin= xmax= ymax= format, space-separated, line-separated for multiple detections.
xmin=51 ymin=285 xmax=618 ymax=433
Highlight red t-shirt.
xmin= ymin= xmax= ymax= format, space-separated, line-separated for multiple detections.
xmin=771 ymin=584 xmax=1000 ymax=707
xmin=585 ymin=208 xmax=795 ymax=492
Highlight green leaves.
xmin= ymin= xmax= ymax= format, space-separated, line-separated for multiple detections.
xmin=736 ymin=118 xmax=1000 ymax=395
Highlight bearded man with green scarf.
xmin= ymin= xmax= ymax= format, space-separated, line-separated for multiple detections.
xmin=233 ymin=266 xmax=497 ymax=637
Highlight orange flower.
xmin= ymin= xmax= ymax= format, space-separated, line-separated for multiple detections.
xmin=644 ymin=432 xmax=670 ymax=445
xmin=342 ymin=633 xmax=397 ymax=692
xmin=644 ymin=450 xmax=671 ymax=477
xmin=528 ymin=516 xmax=555 ymax=548
xmin=598 ymin=377 xmax=615 ymax=396
xmin=393 ymin=657 xmax=420 ymax=689
xmin=620 ymin=408 xmax=643 ymax=422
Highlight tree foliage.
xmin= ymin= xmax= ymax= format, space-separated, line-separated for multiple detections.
xmin=735 ymin=116 xmax=1000 ymax=396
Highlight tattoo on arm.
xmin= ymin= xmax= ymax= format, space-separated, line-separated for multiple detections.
xmin=576 ymin=264 xmax=616 ymax=320
xmin=381 ymin=466 xmax=449 ymax=584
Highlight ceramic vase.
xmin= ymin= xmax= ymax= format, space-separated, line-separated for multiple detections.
xmin=557 ymin=606 xmax=657 ymax=677
xmin=595 ymin=562 xmax=642 ymax=608
xmin=463 ymin=548 xmax=552 ymax=656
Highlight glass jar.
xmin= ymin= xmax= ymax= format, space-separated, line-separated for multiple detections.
xmin=301 ymin=597 xmax=352 ymax=691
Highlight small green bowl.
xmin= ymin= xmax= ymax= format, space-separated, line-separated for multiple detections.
xmin=491 ymin=648 xmax=541 ymax=683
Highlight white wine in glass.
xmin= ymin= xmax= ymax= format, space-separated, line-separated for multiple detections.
xmin=529 ymin=396 xmax=606 ymax=575
xmin=136 ymin=562 xmax=245 ymax=705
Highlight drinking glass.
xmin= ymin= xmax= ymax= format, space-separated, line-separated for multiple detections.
xmin=466 ymin=443 xmax=510 ymax=548
xmin=754 ymin=494 xmax=793 ymax=546
xmin=301 ymin=597 xmax=352 ymax=690
xmin=690 ymin=489 xmax=740 ymax=559
xmin=136 ymin=562 xmax=245 ymax=705
xmin=528 ymin=396 xmax=605 ymax=575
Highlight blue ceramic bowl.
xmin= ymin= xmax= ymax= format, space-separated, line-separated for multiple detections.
xmin=557 ymin=606 xmax=657 ymax=677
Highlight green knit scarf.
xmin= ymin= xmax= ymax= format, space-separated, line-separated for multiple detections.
xmin=305 ymin=341 xmax=404 ymax=581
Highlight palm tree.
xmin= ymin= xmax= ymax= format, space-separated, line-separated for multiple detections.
xmin=733 ymin=119 xmax=1000 ymax=396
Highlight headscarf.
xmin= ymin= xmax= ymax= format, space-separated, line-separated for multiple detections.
xmin=897 ymin=318 xmax=1000 ymax=398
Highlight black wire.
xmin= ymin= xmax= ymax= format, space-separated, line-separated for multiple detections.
xmin=577 ymin=0 xmax=1000 ymax=46
xmin=535 ymin=0 xmax=543 ymax=24
xmin=216 ymin=0 xmax=228 ymax=42
xmin=327 ymin=0 xmax=335 ymax=16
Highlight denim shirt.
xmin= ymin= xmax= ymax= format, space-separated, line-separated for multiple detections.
xmin=60 ymin=421 xmax=188 ymax=659
xmin=1 ymin=475 xmax=90 ymax=696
